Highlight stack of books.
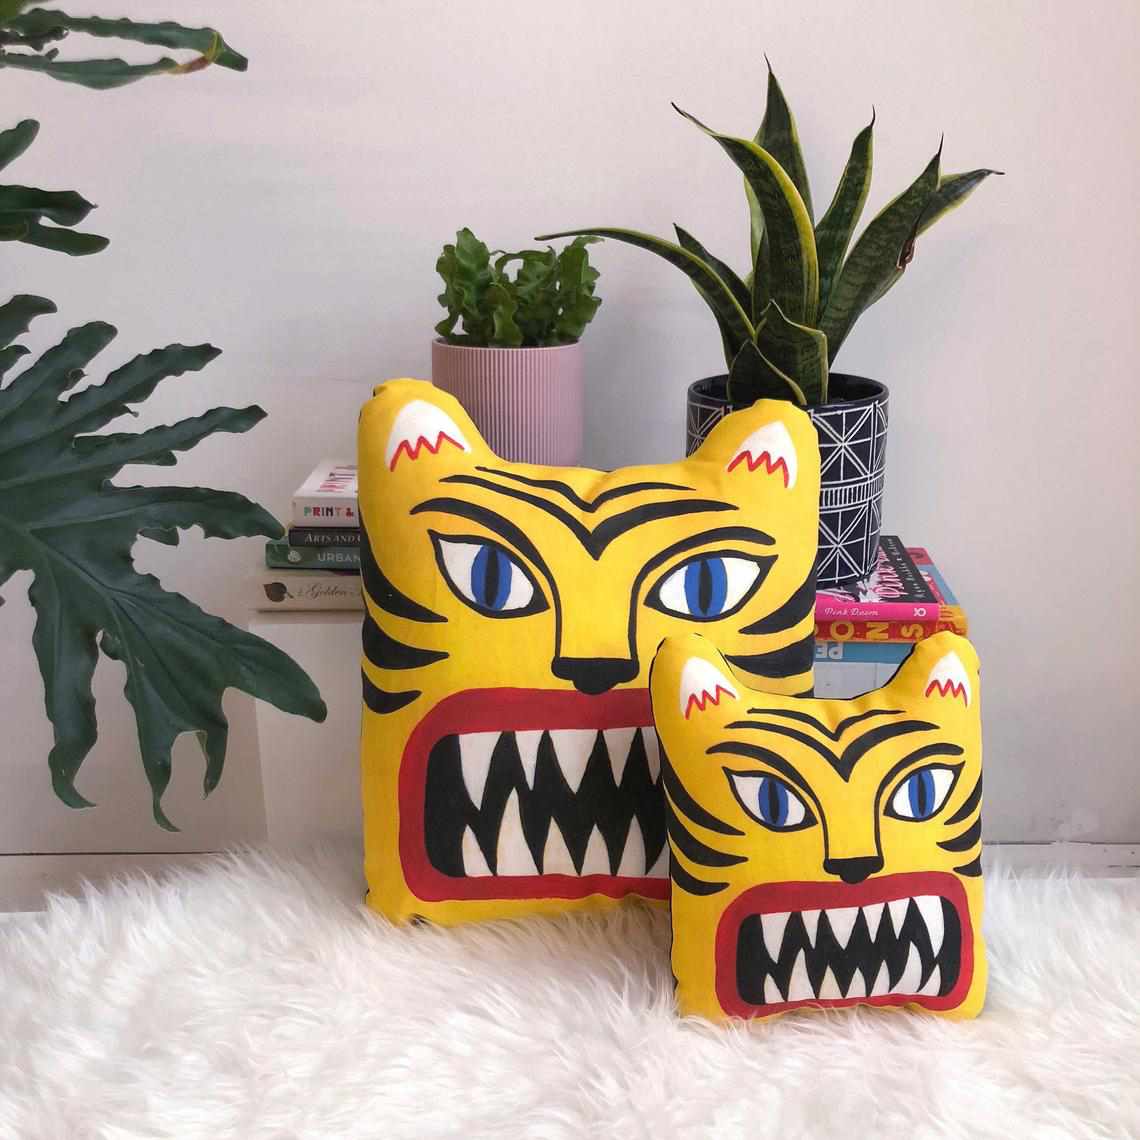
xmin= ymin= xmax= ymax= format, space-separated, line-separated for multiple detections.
xmin=813 ymin=535 xmax=968 ymax=697
xmin=248 ymin=460 xmax=364 ymax=611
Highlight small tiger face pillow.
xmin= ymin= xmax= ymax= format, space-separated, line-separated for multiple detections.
xmin=357 ymin=378 xmax=820 ymax=926
xmin=649 ymin=630 xmax=985 ymax=1022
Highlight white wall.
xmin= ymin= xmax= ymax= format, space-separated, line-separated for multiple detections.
xmin=2 ymin=0 xmax=1137 ymax=850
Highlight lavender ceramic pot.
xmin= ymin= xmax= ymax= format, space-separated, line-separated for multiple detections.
xmin=431 ymin=339 xmax=583 ymax=466
xmin=686 ymin=374 xmax=890 ymax=589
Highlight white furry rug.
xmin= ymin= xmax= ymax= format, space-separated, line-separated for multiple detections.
xmin=0 ymin=847 xmax=1136 ymax=1140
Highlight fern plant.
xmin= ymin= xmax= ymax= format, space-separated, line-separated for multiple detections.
xmin=0 ymin=5 xmax=326 ymax=828
xmin=541 ymin=65 xmax=1000 ymax=406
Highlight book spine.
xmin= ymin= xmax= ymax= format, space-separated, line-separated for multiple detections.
xmin=291 ymin=497 xmax=359 ymax=527
xmin=814 ymin=610 xmax=968 ymax=643
xmin=814 ymin=640 xmax=912 ymax=664
xmin=265 ymin=541 xmax=361 ymax=570
xmin=287 ymin=527 xmax=361 ymax=547
xmin=247 ymin=570 xmax=364 ymax=612
xmin=814 ymin=598 xmax=941 ymax=622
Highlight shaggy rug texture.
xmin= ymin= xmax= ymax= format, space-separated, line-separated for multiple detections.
xmin=0 ymin=847 xmax=1136 ymax=1140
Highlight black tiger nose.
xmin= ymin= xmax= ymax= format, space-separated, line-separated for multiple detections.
xmin=551 ymin=656 xmax=639 ymax=695
xmin=823 ymin=855 xmax=884 ymax=884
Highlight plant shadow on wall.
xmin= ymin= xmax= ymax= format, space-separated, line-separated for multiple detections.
xmin=0 ymin=6 xmax=326 ymax=830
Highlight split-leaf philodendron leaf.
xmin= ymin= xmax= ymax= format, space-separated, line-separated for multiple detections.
xmin=0 ymin=119 xmax=109 ymax=255
xmin=0 ymin=295 xmax=327 ymax=828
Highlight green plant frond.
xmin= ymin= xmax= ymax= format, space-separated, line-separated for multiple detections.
xmin=756 ymin=60 xmax=814 ymax=223
xmin=0 ymin=120 xmax=107 ymax=255
xmin=673 ymin=105 xmax=819 ymax=328
xmin=819 ymin=144 xmax=942 ymax=364
xmin=673 ymin=225 xmax=751 ymax=317
xmin=754 ymin=300 xmax=828 ymax=405
xmin=919 ymin=167 xmax=1003 ymax=236
xmin=537 ymin=226 xmax=754 ymax=352
xmin=814 ymin=110 xmax=875 ymax=314
xmin=0 ymin=9 xmax=247 ymax=88
xmin=0 ymin=300 xmax=326 ymax=829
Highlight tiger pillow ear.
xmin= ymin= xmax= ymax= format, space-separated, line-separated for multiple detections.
xmin=649 ymin=630 xmax=987 ymax=1025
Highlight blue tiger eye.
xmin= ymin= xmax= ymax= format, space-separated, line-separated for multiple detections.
xmin=471 ymin=544 xmax=511 ymax=611
xmin=683 ymin=556 xmax=729 ymax=617
xmin=757 ymin=776 xmax=789 ymax=826
xmin=907 ymin=769 xmax=936 ymax=819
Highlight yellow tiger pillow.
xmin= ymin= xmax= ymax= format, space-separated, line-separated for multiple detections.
xmin=649 ymin=630 xmax=985 ymax=1022
xmin=357 ymin=378 xmax=820 ymax=925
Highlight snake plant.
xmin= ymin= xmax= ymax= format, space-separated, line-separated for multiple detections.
xmin=540 ymin=65 xmax=1000 ymax=406
xmin=0 ymin=5 xmax=325 ymax=829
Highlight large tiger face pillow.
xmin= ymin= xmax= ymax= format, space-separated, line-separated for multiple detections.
xmin=358 ymin=378 xmax=820 ymax=925
xmin=649 ymin=630 xmax=985 ymax=1022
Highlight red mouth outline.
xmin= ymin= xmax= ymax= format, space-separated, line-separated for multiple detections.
xmin=714 ymin=871 xmax=973 ymax=1018
xmin=399 ymin=687 xmax=670 ymax=903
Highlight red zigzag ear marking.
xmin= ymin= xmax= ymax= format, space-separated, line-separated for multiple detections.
xmin=385 ymin=400 xmax=471 ymax=471
xmin=680 ymin=657 xmax=739 ymax=719
xmin=923 ymin=652 xmax=972 ymax=706
xmin=726 ymin=422 xmax=798 ymax=488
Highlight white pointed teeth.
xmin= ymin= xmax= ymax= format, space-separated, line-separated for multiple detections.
xmin=616 ymin=819 xmax=646 ymax=878
xmin=461 ymin=827 xmax=492 ymax=877
xmin=787 ymin=951 xmax=812 ymax=1003
xmin=818 ymin=967 xmax=843 ymax=1000
xmin=923 ymin=650 xmax=973 ymax=706
xmin=603 ymin=728 xmax=636 ymax=785
xmin=515 ymin=730 xmax=542 ymax=789
xmin=541 ymin=824 xmax=575 ymax=876
xmin=549 ymin=729 xmax=595 ymax=792
xmin=764 ymin=976 xmax=784 ymax=1006
xmin=495 ymin=791 xmax=537 ymax=876
xmin=862 ymin=902 xmax=885 ymax=937
xmin=580 ymin=826 xmax=610 ymax=876
xmin=845 ymin=970 xmax=867 ymax=999
xmin=887 ymin=897 xmax=911 ymax=936
xmin=897 ymin=945 xmax=923 ymax=995
xmin=915 ymin=895 xmax=945 ymax=956
xmin=826 ymin=906 xmax=859 ymax=949
xmin=459 ymin=732 xmax=497 ymax=807
xmin=870 ymin=961 xmax=891 ymax=997
xmin=679 ymin=657 xmax=738 ymax=719
xmin=640 ymin=728 xmax=661 ymax=782
xmin=646 ymin=843 xmax=669 ymax=879
xmin=761 ymin=912 xmax=790 ymax=955
xmin=920 ymin=965 xmax=942 ymax=997
xmin=800 ymin=909 xmax=820 ymax=944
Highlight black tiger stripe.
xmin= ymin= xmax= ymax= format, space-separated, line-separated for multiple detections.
xmin=736 ymin=708 xmax=904 ymax=742
xmin=470 ymin=467 xmax=694 ymax=512
xmin=361 ymin=670 xmax=419 ymax=715
xmin=669 ymin=851 xmax=728 ymax=896
xmin=362 ymin=612 xmax=446 ymax=671
xmin=725 ymin=632 xmax=815 ymax=679
xmin=739 ymin=573 xmax=815 ymax=635
xmin=938 ymin=816 xmax=982 ymax=853
xmin=665 ymin=800 xmax=747 ymax=868
xmin=954 ymin=854 xmax=983 ymax=877
xmin=360 ymin=527 xmax=444 ymax=623
xmin=946 ymin=774 xmax=983 ymax=825
xmin=661 ymin=758 xmax=744 ymax=837
xmin=838 ymin=720 xmax=941 ymax=775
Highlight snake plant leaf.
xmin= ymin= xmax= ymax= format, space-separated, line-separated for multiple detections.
xmin=0 ymin=120 xmax=108 ymax=255
xmin=754 ymin=300 xmax=828 ymax=405
xmin=674 ymin=106 xmax=819 ymax=328
xmin=0 ymin=9 xmax=247 ymax=88
xmin=673 ymin=225 xmax=752 ymax=317
xmin=819 ymin=144 xmax=941 ymax=364
xmin=919 ymin=167 xmax=1003 ymax=236
xmin=755 ymin=61 xmax=814 ymax=223
xmin=0 ymin=299 xmax=326 ymax=828
xmin=814 ymin=112 xmax=875 ymax=314
xmin=728 ymin=339 xmax=806 ymax=406
xmin=537 ymin=226 xmax=755 ymax=352
xmin=0 ymin=0 xmax=33 ymax=21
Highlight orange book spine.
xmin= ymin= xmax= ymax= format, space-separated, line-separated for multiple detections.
xmin=814 ymin=607 xmax=968 ymax=643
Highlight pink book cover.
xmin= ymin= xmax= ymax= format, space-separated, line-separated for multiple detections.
xmin=815 ymin=536 xmax=941 ymax=621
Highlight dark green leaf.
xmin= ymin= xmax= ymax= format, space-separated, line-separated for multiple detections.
xmin=0 ymin=305 xmax=326 ymax=827
xmin=552 ymin=237 xmax=601 ymax=344
xmin=815 ymin=112 xmax=874 ymax=314
xmin=674 ymin=106 xmax=818 ymax=326
xmin=7 ymin=219 xmax=108 ymax=254
xmin=0 ymin=119 xmax=37 ymax=172
xmin=919 ymin=167 xmax=1002 ymax=236
xmin=538 ymin=225 xmax=754 ymax=353
xmin=756 ymin=62 xmax=813 ymax=222
xmin=0 ymin=183 xmax=95 ymax=225
xmin=819 ymin=145 xmax=942 ymax=363
xmin=0 ymin=9 xmax=246 ymax=88
xmin=727 ymin=340 xmax=806 ymax=406
xmin=0 ymin=0 xmax=34 ymax=21
xmin=673 ymin=225 xmax=751 ymax=316
xmin=487 ymin=282 xmax=522 ymax=347
xmin=754 ymin=301 xmax=828 ymax=405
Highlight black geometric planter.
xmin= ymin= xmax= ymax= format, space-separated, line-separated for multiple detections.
xmin=686 ymin=374 xmax=889 ymax=590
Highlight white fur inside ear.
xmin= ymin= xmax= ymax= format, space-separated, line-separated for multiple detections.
xmin=924 ymin=652 xmax=972 ymax=706
xmin=679 ymin=657 xmax=738 ymax=719
xmin=385 ymin=400 xmax=471 ymax=470
xmin=726 ymin=421 xmax=798 ymax=488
